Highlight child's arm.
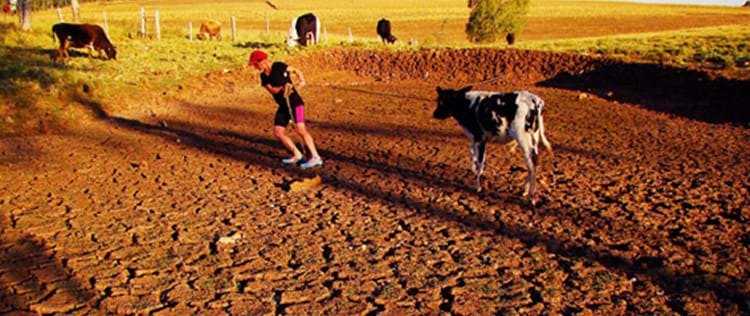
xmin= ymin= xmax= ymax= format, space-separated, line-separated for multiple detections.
xmin=264 ymin=84 xmax=283 ymax=94
xmin=287 ymin=66 xmax=306 ymax=88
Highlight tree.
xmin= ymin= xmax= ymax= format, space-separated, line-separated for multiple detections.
xmin=18 ymin=0 xmax=31 ymax=31
xmin=466 ymin=0 xmax=530 ymax=45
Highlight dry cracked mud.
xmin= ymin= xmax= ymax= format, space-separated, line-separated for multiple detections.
xmin=1 ymin=48 xmax=749 ymax=315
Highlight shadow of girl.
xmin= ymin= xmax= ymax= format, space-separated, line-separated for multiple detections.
xmin=0 ymin=215 xmax=96 ymax=313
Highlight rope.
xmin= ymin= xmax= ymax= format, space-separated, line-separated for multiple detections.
xmin=284 ymin=83 xmax=307 ymax=157
xmin=321 ymin=84 xmax=433 ymax=102
xmin=308 ymin=75 xmax=505 ymax=103
xmin=470 ymin=76 xmax=504 ymax=86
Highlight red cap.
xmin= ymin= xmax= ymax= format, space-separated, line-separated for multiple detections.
xmin=248 ymin=50 xmax=268 ymax=66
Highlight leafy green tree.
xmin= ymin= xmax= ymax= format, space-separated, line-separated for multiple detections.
xmin=466 ymin=0 xmax=530 ymax=45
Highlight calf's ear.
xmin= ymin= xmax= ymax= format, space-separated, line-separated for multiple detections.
xmin=436 ymin=86 xmax=443 ymax=94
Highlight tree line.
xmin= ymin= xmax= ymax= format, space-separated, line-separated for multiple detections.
xmin=12 ymin=0 xmax=533 ymax=44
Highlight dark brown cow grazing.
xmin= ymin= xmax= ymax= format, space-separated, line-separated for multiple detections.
xmin=376 ymin=18 xmax=396 ymax=44
xmin=52 ymin=23 xmax=116 ymax=63
xmin=197 ymin=20 xmax=222 ymax=41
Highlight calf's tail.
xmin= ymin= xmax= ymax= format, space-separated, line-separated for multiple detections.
xmin=529 ymin=94 xmax=552 ymax=153
xmin=538 ymin=113 xmax=552 ymax=152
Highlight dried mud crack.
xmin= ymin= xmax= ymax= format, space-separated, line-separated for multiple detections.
xmin=1 ymin=48 xmax=749 ymax=314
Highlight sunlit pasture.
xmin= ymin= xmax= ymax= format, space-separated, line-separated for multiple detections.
xmin=1 ymin=0 xmax=748 ymax=133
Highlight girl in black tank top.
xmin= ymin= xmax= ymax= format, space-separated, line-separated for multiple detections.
xmin=249 ymin=50 xmax=323 ymax=169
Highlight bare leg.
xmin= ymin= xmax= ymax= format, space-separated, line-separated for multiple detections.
xmin=274 ymin=125 xmax=303 ymax=159
xmin=294 ymin=123 xmax=320 ymax=159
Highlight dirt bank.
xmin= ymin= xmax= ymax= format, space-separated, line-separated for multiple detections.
xmin=309 ymin=48 xmax=750 ymax=124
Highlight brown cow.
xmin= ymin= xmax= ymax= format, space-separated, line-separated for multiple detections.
xmin=197 ymin=20 xmax=222 ymax=41
xmin=52 ymin=23 xmax=116 ymax=63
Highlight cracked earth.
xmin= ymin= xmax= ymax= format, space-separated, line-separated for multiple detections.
xmin=1 ymin=49 xmax=749 ymax=315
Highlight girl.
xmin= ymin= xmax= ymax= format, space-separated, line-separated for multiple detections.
xmin=248 ymin=50 xmax=323 ymax=169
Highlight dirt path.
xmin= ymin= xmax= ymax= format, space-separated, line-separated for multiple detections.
xmin=1 ymin=50 xmax=749 ymax=314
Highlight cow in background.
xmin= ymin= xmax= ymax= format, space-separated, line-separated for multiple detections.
xmin=197 ymin=20 xmax=222 ymax=41
xmin=52 ymin=23 xmax=116 ymax=63
xmin=376 ymin=18 xmax=396 ymax=44
xmin=286 ymin=13 xmax=320 ymax=47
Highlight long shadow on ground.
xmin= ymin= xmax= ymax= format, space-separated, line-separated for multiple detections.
xmin=76 ymin=94 xmax=749 ymax=313
xmin=538 ymin=61 xmax=750 ymax=125
xmin=176 ymin=101 xmax=625 ymax=164
xmin=0 ymin=215 xmax=96 ymax=313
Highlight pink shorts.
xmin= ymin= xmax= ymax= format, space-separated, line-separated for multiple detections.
xmin=294 ymin=105 xmax=305 ymax=123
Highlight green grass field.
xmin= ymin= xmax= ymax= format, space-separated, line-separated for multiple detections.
xmin=520 ymin=24 xmax=750 ymax=71
xmin=1 ymin=0 xmax=749 ymax=134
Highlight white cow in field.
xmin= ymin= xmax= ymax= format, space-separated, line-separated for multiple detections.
xmin=286 ymin=13 xmax=320 ymax=47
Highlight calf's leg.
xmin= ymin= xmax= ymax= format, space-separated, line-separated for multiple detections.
xmin=517 ymin=134 xmax=537 ymax=203
xmin=55 ymin=47 xmax=63 ymax=63
xmin=62 ymin=41 xmax=71 ymax=62
xmin=475 ymin=141 xmax=486 ymax=192
xmin=470 ymin=142 xmax=478 ymax=174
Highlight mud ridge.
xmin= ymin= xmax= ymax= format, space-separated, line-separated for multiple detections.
xmin=307 ymin=48 xmax=750 ymax=124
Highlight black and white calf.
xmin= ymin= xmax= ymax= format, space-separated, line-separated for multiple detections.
xmin=434 ymin=86 xmax=552 ymax=203
xmin=286 ymin=13 xmax=320 ymax=47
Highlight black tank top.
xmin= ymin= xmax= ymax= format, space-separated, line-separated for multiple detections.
xmin=260 ymin=62 xmax=303 ymax=107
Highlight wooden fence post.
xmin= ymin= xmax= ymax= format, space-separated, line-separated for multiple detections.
xmin=140 ymin=7 xmax=146 ymax=38
xmin=55 ymin=7 xmax=63 ymax=22
xmin=102 ymin=11 xmax=109 ymax=35
xmin=19 ymin=0 xmax=31 ymax=31
xmin=265 ymin=13 xmax=270 ymax=34
xmin=155 ymin=10 xmax=160 ymax=40
xmin=71 ymin=0 xmax=79 ymax=22
xmin=348 ymin=26 xmax=353 ymax=43
xmin=188 ymin=21 xmax=193 ymax=41
xmin=231 ymin=16 xmax=236 ymax=42
xmin=323 ymin=27 xmax=327 ymax=44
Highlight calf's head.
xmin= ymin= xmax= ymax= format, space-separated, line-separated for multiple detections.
xmin=286 ymin=33 xmax=299 ymax=47
xmin=286 ymin=18 xmax=299 ymax=47
xmin=105 ymin=45 xmax=117 ymax=60
xmin=434 ymin=86 xmax=472 ymax=119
